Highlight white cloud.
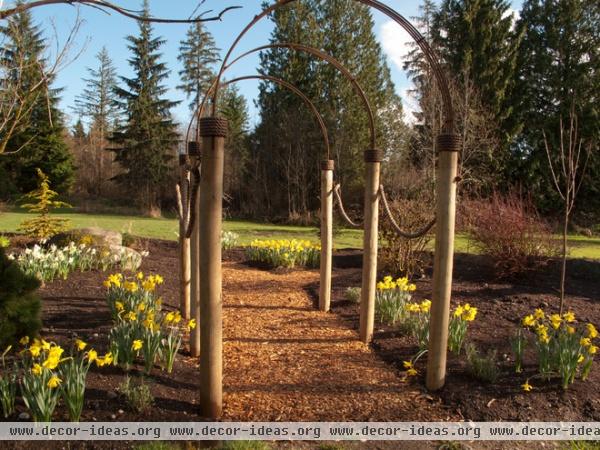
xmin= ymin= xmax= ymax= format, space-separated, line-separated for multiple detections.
xmin=380 ymin=20 xmax=413 ymax=72
xmin=503 ymin=7 xmax=520 ymax=28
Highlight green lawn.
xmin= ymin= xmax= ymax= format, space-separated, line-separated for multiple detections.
xmin=1 ymin=210 xmax=599 ymax=259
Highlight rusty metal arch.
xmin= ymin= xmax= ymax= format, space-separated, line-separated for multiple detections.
xmin=210 ymin=0 xmax=455 ymax=133
xmin=199 ymin=42 xmax=377 ymax=150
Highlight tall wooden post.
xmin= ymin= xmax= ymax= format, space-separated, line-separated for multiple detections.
xmin=359 ymin=149 xmax=382 ymax=344
xmin=426 ymin=133 xmax=460 ymax=391
xmin=178 ymin=154 xmax=192 ymax=320
xmin=198 ymin=117 xmax=228 ymax=419
xmin=189 ymin=142 xmax=201 ymax=357
xmin=319 ymin=160 xmax=334 ymax=312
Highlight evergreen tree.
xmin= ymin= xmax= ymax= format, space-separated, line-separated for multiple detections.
xmin=0 ymin=247 xmax=41 ymax=348
xmin=253 ymin=0 xmax=406 ymax=218
xmin=513 ymin=0 xmax=599 ymax=216
xmin=73 ymin=47 xmax=119 ymax=195
xmin=0 ymin=9 xmax=74 ymax=198
xmin=109 ymin=0 xmax=180 ymax=216
xmin=177 ymin=21 xmax=220 ymax=113
xmin=220 ymin=85 xmax=250 ymax=207
xmin=433 ymin=0 xmax=522 ymax=144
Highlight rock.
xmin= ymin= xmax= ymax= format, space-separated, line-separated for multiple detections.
xmin=107 ymin=391 xmax=118 ymax=400
xmin=110 ymin=414 xmax=116 ymax=420
xmin=18 ymin=412 xmax=30 ymax=420
xmin=109 ymin=245 xmax=142 ymax=271
xmin=51 ymin=227 xmax=123 ymax=248
xmin=118 ymin=409 xmax=124 ymax=415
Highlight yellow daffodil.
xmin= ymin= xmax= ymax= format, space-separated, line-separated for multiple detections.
xmin=454 ymin=306 xmax=465 ymax=318
xmin=522 ymin=315 xmax=536 ymax=327
xmin=125 ymin=311 xmax=137 ymax=322
xmin=136 ymin=271 xmax=144 ymax=280
xmin=164 ymin=312 xmax=175 ymax=323
xmin=563 ymin=311 xmax=576 ymax=323
xmin=142 ymin=279 xmax=156 ymax=292
xmin=29 ymin=343 xmax=41 ymax=358
xmin=550 ymin=314 xmax=562 ymax=330
xmin=87 ymin=349 xmax=97 ymax=363
xmin=137 ymin=303 xmax=146 ymax=312
xmin=74 ymin=339 xmax=87 ymax=351
xmin=403 ymin=361 xmax=413 ymax=369
xmin=115 ymin=301 xmax=124 ymax=312
xmin=19 ymin=336 xmax=29 ymax=346
xmin=124 ymin=281 xmax=138 ymax=293
xmin=578 ymin=354 xmax=585 ymax=363
xmin=31 ymin=363 xmax=42 ymax=376
xmin=132 ymin=340 xmax=143 ymax=351
xmin=173 ymin=311 xmax=182 ymax=324
xmin=420 ymin=300 xmax=432 ymax=313
xmin=47 ymin=375 xmax=62 ymax=389
xmin=533 ymin=308 xmax=545 ymax=320
xmin=566 ymin=326 xmax=576 ymax=334
xmin=462 ymin=307 xmax=478 ymax=322
xmin=587 ymin=324 xmax=598 ymax=339
xmin=521 ymin=381 xmax=533 ymax=392
xmin=187 ymin=319 xmax=196 ymax=331
xmin=581 ymin=337 xmax=592 ymax=347
xmin=589 ymin=345 xmax=598 ymax=355
xmin=407 ymin=368 xmax=418 ymax=377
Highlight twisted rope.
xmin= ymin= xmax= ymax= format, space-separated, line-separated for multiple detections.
xmin=333 ymin=184 xmax=362 ymax=228
xmin=379 ymin=185 xmax=436 ymax=239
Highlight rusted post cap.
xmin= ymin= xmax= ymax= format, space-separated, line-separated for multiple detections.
xmin=321 ymin=160 xmax=334 ymax=171
xmin=436 ymin=133 xmax=461 ymax=153
xmin=188 ymin=141 xmax=201 ymax=157
xmin=364 ymin=149 xmax=383 ymax=163
xmin=199 ymin=117 xmax=229 ymax=138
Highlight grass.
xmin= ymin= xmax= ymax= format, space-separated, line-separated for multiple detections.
xmin=1 ymin=209 xmax=599 ymax=259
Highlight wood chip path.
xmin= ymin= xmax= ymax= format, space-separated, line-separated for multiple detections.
xmin=221 ymin=261 xmax=455 ymax=422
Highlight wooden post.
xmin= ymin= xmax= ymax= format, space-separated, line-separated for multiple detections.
xmin=319 ymin=160 xmax=334 ymax=312
xmin=178 ymin=154 xmax=191 ymax=320
xmin=198 ymin=117 xmax=228 ymax=419
xmin=359 ymin=149 xmax=382 ymax=344
xmin=426 ymin=133 xmax=460 ymax=391
xmin=189 ymin=142 xmax=201 ymax=357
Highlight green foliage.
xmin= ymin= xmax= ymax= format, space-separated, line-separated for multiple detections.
xmin=0 ymin=247 xmax=41 ymax=349
xmin=251 ymin=0 xmax=406 ymax=219
xmin=0 ymin=9 xmax=74 ymax=198
xmin=177 ymin=21 xmax=220 ymax=112
xmin=110 ymin=0 xmax=179 ymax=215
xmin=0 ymin=236 xmax=10 ymax=248
xmin=219 ymin=442 xmax=271 ymax=450
xmin=465 ymin=343 xmax=499 ymax=383
xmin=0 ymin=347 xmax=17 ymax=418
xmin=119 ymin=376 xmax=154 ymax=413
xmin=513 ymin=0 xmax=600 ymax=218
xmin=345 ymin=287 xmax=361 ymax=304
xmin=375 ymin=277 xmax=417 ymax=327
xmin=57 ymin=346 xmax=93 ymax=421
xmin=18 ymin=168 xmax=71 ymax=239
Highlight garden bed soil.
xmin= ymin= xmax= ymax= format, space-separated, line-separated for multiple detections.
xmin=3 ymin=238 xmax=600 ymax=449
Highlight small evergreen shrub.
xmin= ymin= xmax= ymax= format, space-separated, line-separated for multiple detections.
xmin=119 ymin=376 xmax=154 ymax=413
xmin=465 ymin=343 xmax=499 ymax=383
xmin=18 ymin=168 xmax=72 ymax=240
xmin=0 ymin=247 xmax=41 ymax=348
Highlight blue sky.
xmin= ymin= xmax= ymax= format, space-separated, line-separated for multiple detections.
xmin=18 ymin=0 xmax=522 ymax=129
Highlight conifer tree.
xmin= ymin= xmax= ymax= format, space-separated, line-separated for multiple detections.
xmin=73 ymin=47 xmax=120 ymax=195
xmin=177 ymin=21 xmax=220 ymax=113
xmin=0 ymin=9 xmax=74 ymax=197
xmin=513 ymin=0 xmax=599 ymax=215
xmin=110 ymin=0 xmax=180 ymax=216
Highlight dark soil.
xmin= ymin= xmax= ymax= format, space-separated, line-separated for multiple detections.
xmin=2 ymin=238 xmax=599 ymax=450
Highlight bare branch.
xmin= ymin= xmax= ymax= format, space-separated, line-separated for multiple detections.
xmin=0 ymin=1 xmax=241 ymax=23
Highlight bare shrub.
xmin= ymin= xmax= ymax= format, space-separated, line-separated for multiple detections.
xmin=462 ymin=190 xmax=560 ymax=278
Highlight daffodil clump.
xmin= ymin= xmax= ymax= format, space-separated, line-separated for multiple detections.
xmin=403 ymin=299 xmax=432 ymax=350
xmin=10 ymin=242 xmax=146 ymax=282
xmin=515 ymin=309 xmax=597 ymax=390
xmin=448 ymin=303 xmax=478 ymax=354
xmin=104 ymin=272 xmax=194 ymax=374
xmin=375 ymin=276 xmax=417 ymax=326
xmin=13 ymin=337 xmax=110 ymax=422
xmin=245 ymin=239 xmax=320 ymax=269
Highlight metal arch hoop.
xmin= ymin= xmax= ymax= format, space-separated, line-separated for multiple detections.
xmin=187 ymin=42 xmax=377 ymax=153
xmin=217 ymin=75 xmax=331 ymax=157
xmin=222 ymin=43 xmax=376 ymax=150
xmin=211 ymin=0 xmax=455 ymax=133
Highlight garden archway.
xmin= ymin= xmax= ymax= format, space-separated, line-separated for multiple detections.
xmin=194 ymin=0 xmax=461 ymax=419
